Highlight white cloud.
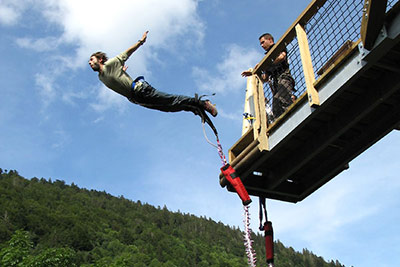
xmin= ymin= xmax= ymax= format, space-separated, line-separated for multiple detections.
xmin=35 ymin=73 xmax=57 ymax=108
xmin=13 ymin=0 xmax=204 ymax=112
xmin=217 ymin=107 xmax=243 ymax=121
xmin=89 ymin=85 xmax=128 ymax=113
xmin=33 ymin=56 xmax=70 ymax=109
xmin=16 ymin=37 xmax=61 ymax=52
xmin=92 ymin=116 xmax=104 ymax=124
xmin=61 ymin=90 xmax=87 ymax=106
xmin=31 ymin=0 xmax=204 ymax=69
xmin=193 ymin=45 xmax=262 ymax=94
xmin=0 ymin=0 xmax=28 ymax=25
xmin=51 ymin=129 xmax=70 ymax=149
xmin=0 ymin=5 xmax=19 ymax=25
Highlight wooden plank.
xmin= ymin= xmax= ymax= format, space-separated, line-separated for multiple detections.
xmin=253 ymin=0 xmax=328 ymax=76
xmin=314 ymin=39 xmax=361 ymax=88
xmin=252 ymin=75 xmax=262 ymax=141
xmin=361 ymin=0 xmax=388 ymax=50
xmin=242 ymin=73 xmax=257 ymax=135
xmin=228 ymin=127 xmax=254 ymax=162
xmin=295 ymin=24 xmax=320 ymax=107
xmin=253 ymin=75 xmax=269 ymax=151
xmin=266 ymin=91 xmax=308 ymax=134
xmin=317 ymin=40 xmax=354 ymax=76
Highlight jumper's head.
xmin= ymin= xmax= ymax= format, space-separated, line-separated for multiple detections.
xmin=89 ymin=51 xmax=108 ymax=72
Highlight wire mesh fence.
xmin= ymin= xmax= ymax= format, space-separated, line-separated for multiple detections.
xmin=388 ymin=0 xmax=400 ymax=10
xmin=263 ymin=0 xmax=399 ymax=124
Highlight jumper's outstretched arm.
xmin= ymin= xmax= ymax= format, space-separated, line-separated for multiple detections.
xmin=125 ymin=31 xmax=149 ymax=58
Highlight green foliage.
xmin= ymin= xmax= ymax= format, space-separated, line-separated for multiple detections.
xmin=25 ymin=247 xmax=77 ymax=267
xmin=0 ymin=230 xmax=32 ymax=266
xmin=0 ymin=169 xmax=344 ymax=266
xmin=0 ymin=230 xmax=76 ymax=266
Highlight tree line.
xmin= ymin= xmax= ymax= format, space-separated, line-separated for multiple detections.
xmin=0 ymin=169 xmax=344 ymax=266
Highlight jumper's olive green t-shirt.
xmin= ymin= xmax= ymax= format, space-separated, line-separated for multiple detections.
xmin=98 ymin=52 xmax=134 ymax=98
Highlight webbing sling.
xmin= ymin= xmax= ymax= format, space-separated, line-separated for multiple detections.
xmin=259 ymin=197 xmax=274 ymax=266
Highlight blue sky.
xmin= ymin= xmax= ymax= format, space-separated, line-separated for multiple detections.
xmin=1 ymin=0 xmax=400 ymax=266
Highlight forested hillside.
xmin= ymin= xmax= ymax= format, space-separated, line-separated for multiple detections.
xmin=0 ymin=169 xmax=344 ymax=266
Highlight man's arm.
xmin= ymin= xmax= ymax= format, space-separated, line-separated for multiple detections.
xmin=273 ymin=51 xmax=287 ymax=64
xmin=124 ymin=31 xmax=149 ymax=58
xmin=241 ymin=51 xmax=286 ymax=78
xmin=241 ymin=65 xmax=269 ymax=82
xmin=241 ymin=64 xmax=258 ymax=77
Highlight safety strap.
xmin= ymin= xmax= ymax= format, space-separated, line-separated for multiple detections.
xmin=131 ymin=76 xmax=145 ymax=89
xmin=221 ymin=164 xmax=251 ymax=206
xmin=259 ymin=197 xmax=268 ymax=230
xmin=259 ymin=197 xmax=274 ymax=266
xmin=195 ymin=93 xmax=216 ymax=102
xmin=198 ymin=107 xmax=219 ymax=140
xmin=133 ymin=75 xmax=145 ymax=83
xmin=199 ymin=109 xmax=251 ymax=205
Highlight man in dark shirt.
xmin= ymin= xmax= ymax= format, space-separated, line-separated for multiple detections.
xmin=242 ymin=33 xmax=295 ymax=120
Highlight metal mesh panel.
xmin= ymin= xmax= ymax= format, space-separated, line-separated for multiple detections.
xmin=306 ymin=0 xmax=362 ymax=79
xmin=388 ymin=0 xmax=400 ymax=10
xmin=263 ymin=37 xmax=305 ymax=123
xmin=263 ymin=0 xmax=398 ymax=123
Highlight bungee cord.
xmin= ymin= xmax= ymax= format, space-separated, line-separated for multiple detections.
xmin=200 ymin=113 xmax=257 ymax=267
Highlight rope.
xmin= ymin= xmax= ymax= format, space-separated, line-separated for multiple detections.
xmin=216 ymin=139 xmax=227 ymax=166
xmin=244 ymin=205 xmax=257 ymax=267
xmin=201 ymin=121 xmax=218 ymax=149
xmin=201 ymin=116 xmax=257 ymax=267
xmin=201 ymin=120 xmax=226 ymax=166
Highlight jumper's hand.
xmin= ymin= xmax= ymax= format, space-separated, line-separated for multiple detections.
xmin=140 ymin=31 xmax=149 ymax=44
xmin=123 ymin=65 xmax=128 ymax=71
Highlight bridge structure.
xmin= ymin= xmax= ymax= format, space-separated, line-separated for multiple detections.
xmin=220 ymin=0 xmax=400 ymax=203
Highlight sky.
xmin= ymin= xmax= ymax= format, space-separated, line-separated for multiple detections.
xmin=1 ymin=0 xmax=400 ymax=266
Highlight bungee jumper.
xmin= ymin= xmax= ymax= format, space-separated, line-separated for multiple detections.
xmin=88 ymin=29 xmax=250 ymax=205
xmin=88 ymin=31 xmax=218 ymax=118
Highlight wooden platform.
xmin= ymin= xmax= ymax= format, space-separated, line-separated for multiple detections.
xmin=220 ymin=1 xmax=400 ymax=203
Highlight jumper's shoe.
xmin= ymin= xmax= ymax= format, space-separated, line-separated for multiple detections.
xmin=203 ymin=100 xmax=218 ymax=117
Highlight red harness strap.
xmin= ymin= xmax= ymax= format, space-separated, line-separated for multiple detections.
xmin=221 ymin=164 xmax=252 ymax=206
xmin=263 ymin=221 xmax=274 ymax=265
xmin=260 ymin=197 xmax=274 ymax=266
xmin=199 ymin=110 xmax=252 ymax=206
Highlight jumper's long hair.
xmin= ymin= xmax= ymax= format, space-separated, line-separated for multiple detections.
xmin=91 ymin=51 xmax=108 ymax=63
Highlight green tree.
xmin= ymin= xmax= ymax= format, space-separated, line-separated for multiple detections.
xmin=0 ymin=230 xmax=32 ymax=266
xmin=0 ymin=230 xmax=77 ymax=267
xmin=0 ymin=170 xmax=345 ymax=267
xmin=25 ymin=247 xmax=77 ymax=267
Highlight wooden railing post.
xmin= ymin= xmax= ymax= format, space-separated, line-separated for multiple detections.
xmin=295 ymin=23 xmax=320 ymax=107
xmin=252 ymin=75 xmax=269 ymax=151
xmin=242 ymin=69 xmax=256 ymax=135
